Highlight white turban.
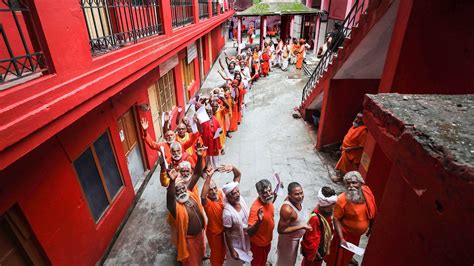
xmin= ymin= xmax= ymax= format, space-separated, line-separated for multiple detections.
xmin=222 ymin=181 xmax=239 ymax=195
xmin=317 ymin=188 xmax=337 ymax=207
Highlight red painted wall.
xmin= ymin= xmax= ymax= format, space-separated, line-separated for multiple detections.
xmin=379 ymin=0 xmax=474 ymax=94
xmin=317 ymin=79 xmax=379 ymax=149
xmin=0 ymin=0 xmax=234 ymax=170
xmin=0 ymin=101 xmax=137 ymax=265
xmin=363 ymin=133 xmax=474 ymax=265
xmin=329 ymin=0 xmax=349 ymax=20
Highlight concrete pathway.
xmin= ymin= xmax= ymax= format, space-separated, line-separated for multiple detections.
xmin=103 ymin=42 xmax=369 ymax=266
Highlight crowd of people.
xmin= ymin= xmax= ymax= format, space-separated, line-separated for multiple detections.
xmin=138 ymin=82 xmax=376 ymax=266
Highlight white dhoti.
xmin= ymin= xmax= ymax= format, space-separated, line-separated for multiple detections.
xmin=281 ymin=58 xmax=289 ymax=70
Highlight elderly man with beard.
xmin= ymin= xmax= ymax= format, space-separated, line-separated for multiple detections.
xmin=222 ymin=179 xmax=251 ymax=265
xmin=140 ymin=118 xmax=200 ymax=185
xmin=276 ymin=182 xmax=312 ymax=266
xmin=166 ymin=150 xmax=205 ymax=265
xmin=201 ymin=165 xmax=242 ymax=266
xmin=247 ymin=179 xmax=277 ymax=266
xmin=332 ymin=112 xmax=368 ymax=182
xmin=301 ymin=186 xmax=337 ymax=266
xmin=327 ymin=171 xmax=376 ymax=266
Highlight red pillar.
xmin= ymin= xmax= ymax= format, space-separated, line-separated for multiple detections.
xmin=208 ymin=0 xmax=213 ymax=18
xmin=193 ymin=0 xmax=200 ymax=23
xmin=161 ymin=0 xmax=173 ymax=35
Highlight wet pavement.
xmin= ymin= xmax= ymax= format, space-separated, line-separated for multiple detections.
xmin=103 ymin=42 xmax=368 ymax=265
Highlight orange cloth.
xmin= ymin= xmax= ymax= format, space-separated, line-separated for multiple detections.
xmin=333 ymin=185 xmax=376 ymax=235
xmin=176 ymin=133 xmax=194 ymax=157
xmin=183 ymin=231 xmax=205 ymax=266
xmin=171 ymin=190 xmax=206 ymax=262
xmin=214 ymin=107 xmax=227 ymax=148
xmin=328 ymin=186 xmax=376 ymax=266
xmin=261 ymin=53 xmax=270 ymax=76
xmin=203 ymin=190 xmax=225 ymax=266
xmin=251 ymin=244 xmax=271 ymax=266
xmin=248 ymin=198 xmax=274 ymax=247
xmin=335 ymin=125 xmax=367 ymax=173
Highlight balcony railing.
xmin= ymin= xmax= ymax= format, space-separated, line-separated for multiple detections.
xmin=171 ymin=0 xmax=193 ymax=28
xmin=198 ymin=0 xmax=209 ymax=19
xmin=211 ymin=0 xmax=218 ymax=16
xmin=1 ymin=0 xmax=48 ymax=88
xmin=80 ymin=0 xmax=163 ymax=56
xmin=301 ymin=0 xmax=366 ymax=102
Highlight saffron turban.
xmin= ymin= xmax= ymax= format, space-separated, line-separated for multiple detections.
xmin=317 ymin=188 xmax=337 ymax=207
xmin=222 ymin=181 xmax=239 ymax=195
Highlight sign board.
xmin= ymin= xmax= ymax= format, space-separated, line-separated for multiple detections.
xmin=187 ymin=43 xmax=197 ymax=64
xmin=159 ymin=54 xmax=179 ymax=77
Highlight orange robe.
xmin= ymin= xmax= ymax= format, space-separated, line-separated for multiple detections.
xmin=296 ymin=45 xmax=304 ymax=69
xmin=214 ymin=107 xmax=227 ymax=149
xmin=170 ymin=189 xmax=206 ymax=263
xmin=248 ymin=198 xmax=274 ymax=266
xmin=203 ymin=190 xmax=226 ymax=266
xmin=229 ymin=87 xmax=240 ymax=132
xmin=335 ymin=125 xmax=367 ymax=174
xmin=261 ymin=52 xmax=270 ymax=76
xmin=326 ymin=186 xmax=376 ymax=266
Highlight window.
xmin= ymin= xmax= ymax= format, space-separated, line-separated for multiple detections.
xmin=180 ymin=58 xmax=195 ymax=91
xmin=147 ymin=70 xmax=177 ymax=139
xmin=171 ymin=0 xmax=194 ymax=28
xmin=80 ymin=0 xmax=163 ymax=55
xmin=1 ymin=0 xmax=49 ymax=89
xmin=73 ymin=132 xmax=124 ymax=222
xmin=158 ymin=70 xmax=177 ymax=112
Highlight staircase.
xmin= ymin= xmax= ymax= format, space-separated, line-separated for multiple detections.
xmin=298 ymin=0 xmax=392 ymax=118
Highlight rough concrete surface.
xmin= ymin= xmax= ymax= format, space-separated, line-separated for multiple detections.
xmin=104 ymin=42 xmax=369 ymax=265
xmin=367 ymin=94 xmax=473 ymax=167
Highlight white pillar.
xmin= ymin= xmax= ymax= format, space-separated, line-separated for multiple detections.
xmin=289 ymin=16 xmax=294 ymax=39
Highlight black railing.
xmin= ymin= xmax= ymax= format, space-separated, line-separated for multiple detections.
xmin=198 ymin=0 xmax=209 ymax=19
xmin=211 ymin=0 xmax=218 ymax=16
xmin=171 ymin=0 xmax=194 ymax=28
xmin=80 ymin=0 xmax=163 ymax=56
xmin=301 ymin=0 xmax=366 ymax=102
xmin=1 ymin=0 xmax=47 ymax=87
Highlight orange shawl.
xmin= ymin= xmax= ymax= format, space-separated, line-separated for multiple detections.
xmin=170 ymin=189 xmax=206 ymax=262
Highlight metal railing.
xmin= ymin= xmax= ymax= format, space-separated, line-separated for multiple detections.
xmin=1 ymin=0 xmax=48 ymax=87
xmin=80 ymin=0 xmax=163 ymax=56
xmin=171 ymin=0 xmax=194 ymax=28
xmin=211 ymin=0 xmax=218 ymax=16
xmin=198 ymin=0 xmax=209 ymax=19
xmin=301 ymin=0 xmax=366 ymax=102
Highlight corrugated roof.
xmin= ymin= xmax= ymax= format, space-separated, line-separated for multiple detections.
xmin=236 ymin=2 xmax=319 ymax=16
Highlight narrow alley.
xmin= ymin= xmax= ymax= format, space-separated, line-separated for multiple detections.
xmin=103 ymin=44 xmax=354 ymax=265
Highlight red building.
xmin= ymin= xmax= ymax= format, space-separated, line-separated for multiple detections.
xmin=0 ymin=0 xmax=233 ymax=264
xmin=299 ymin=0 xmax=473 ymax=263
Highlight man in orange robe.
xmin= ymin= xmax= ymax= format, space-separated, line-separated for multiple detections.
xmin=211 ymin=94 xmax=230 ymax=153
xmin=229 ymin=79 xmax=241 ymax=132
xmin=295 ymin=39 xmax=305 ymax=70
xmin=326 ymin=171 xmax=376 ymax=266
xmin=140 ymin=118 xmax=200 ymax=186
xmin=201 ymin=164 xmax=242 ymax=266
xmin=166 ymin=154 xmax=206 ymax=266
xmin=333 ymin=112 xmax=367 ymax=182
xmin=248 ymin=179 xmax=277 ymax=266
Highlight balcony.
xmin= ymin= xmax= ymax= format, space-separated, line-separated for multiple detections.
xmin=211 ymin=0 xmax=218 ymax=16
xmin=198 ymin=0 xmax=209 ymax=20
xmin=80 ymin=0 xmax=163 ymax=56
xmin=0 ymin=0 xmax=48 ymax=90
xmin=171 ymin=0 xmax=194 ymax=28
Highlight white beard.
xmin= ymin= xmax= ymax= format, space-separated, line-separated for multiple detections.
xmin=259 ymin=195 xmax=274 ymax=204
xmin=172 ymin=155 xmax=182 ymax=161
xmin=346 ymin=188 xmax=364 ymax=203
xmin=182 ymin=174 xmax=191 ymax=184
xmin=176 ymin=193 xmax=189 ymax=203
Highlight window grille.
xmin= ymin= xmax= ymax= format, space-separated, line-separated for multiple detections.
xmin=171 ymin=0 xmax=194 ymax=28
xmin=80 ymin=0 xmax=163 ymax=55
